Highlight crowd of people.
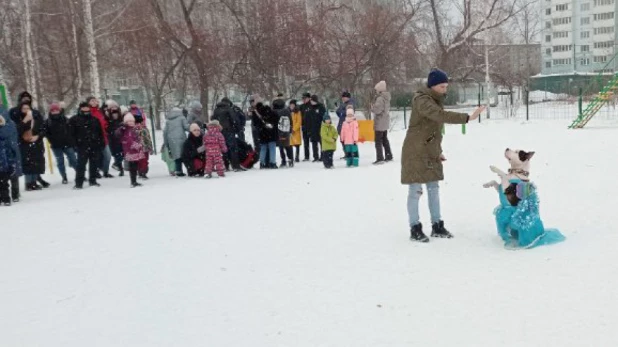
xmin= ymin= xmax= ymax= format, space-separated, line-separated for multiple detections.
xmin=0 ymin=80 xmax=396 ymax=207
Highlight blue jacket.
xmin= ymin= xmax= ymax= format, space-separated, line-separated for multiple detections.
xmin=335 ymin=98 xmax=355 ymax=134
xmin=0 ymin=109 xmax=21 ymax=176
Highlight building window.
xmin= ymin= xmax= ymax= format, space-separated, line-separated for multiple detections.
xmin=582 ymin=3 xmax=591 ymax=10
xmin=546 ymin=21 xmax=551 ymax=29
xmin=553 ymin=58 xmax=572 ymax=65
xmin=546 ymin=35 xmax=552 ymax=42
xmin=594 ymin=56 xmax=608 ymax=63
xmin=546 ymin=62 xmax=552 ymax=68
xmin=546 ymin=48 xmax=552 ymax=55
xmin=594 ymin=26 xmax=615 ymax=34
xmin=556 ymin=3 xmax=569 ymax=11
xmin=594 ymin=41 xmax=614 ymax=49
xmin=581 ymin=31 xmax=590 ymax=38
xmin=594 ymin=0 xmax=615 ymax=6
xmin=582 ymin=45 xmax=590 ymax=52
xmin=593 ymin=12 xmax=615 ymax=20
xmin=553 ymin=31 xmax=569 ymax=38
xmin=553 ymin=45 xmax=573 ymax=52
xmin=582 ymin=17 xmax=591 ymax=25
xmin=552 ymin=17 xmax=572 ymax=25
xmin=581 ymin=58 xmax=591 ymax=65
xmin=546 ymin=8 xmax=551 ymax=15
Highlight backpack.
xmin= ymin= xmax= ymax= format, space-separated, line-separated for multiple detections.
xmin=278 ymin=114 xmax=291 ymax=134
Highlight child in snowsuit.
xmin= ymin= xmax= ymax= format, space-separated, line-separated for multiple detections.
xmin=320 ymin=115 xmax=338 ymax=169
xmin=0 ymin=114 xmax=19 ymax=205
xmin=182 ymin=123 xmax=206 ymax=177
xmin=115 ymin=113 xmax=145 ymax=188
xmin=340 ymin=105 xmax=360 ymax=167
xmin=134 ymin=114 xmax=153 ymax=179
xmin=203 ymin=120 xmax=228 ymax=178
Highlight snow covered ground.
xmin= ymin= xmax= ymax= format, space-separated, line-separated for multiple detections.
xmin=2 ymin=115 xmax=618 ymax=346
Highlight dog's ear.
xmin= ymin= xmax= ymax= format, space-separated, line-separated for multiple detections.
xmin=519 ymin=150 xmax=535 ymax=162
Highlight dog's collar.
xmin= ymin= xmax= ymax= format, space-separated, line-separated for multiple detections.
xmin=508 ymin=168 xmax=530 ymax=177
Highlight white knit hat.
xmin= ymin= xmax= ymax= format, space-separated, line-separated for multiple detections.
xmin=123 ymin=113 xmax=135 ymax=123
xmin=374 ymin=80 xmax=387 ymax=92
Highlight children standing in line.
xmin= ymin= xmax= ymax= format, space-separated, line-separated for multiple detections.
xmin=203 ymin=120 xmax=228 ymax=178
xmin=115 ymin=113 xmax=145 ymax=188
xmin=320 ymin=114 xmax=338 ymax=169
xmin=340 ymin=105 xmax=360 ymax=168
xmin=289 ymin=100 xmax=302 ymax=163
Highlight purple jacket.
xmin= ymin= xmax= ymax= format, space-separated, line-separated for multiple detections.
xmin=115 ymin=125 xmax=145 ymax=162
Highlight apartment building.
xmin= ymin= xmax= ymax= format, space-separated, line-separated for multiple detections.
xmin=541 ymin=0 xmax=618 ymax=74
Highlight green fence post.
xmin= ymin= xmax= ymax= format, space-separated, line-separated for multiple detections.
xmin=578 ymin=87 xmax=583 ymax=118
xmin=0 ymin=84 xmax=8 ymax=107
xmin=149 ymin=105 xmax=157 ymax=155
xmin=462 ymin=124 xmax=466 ymax=134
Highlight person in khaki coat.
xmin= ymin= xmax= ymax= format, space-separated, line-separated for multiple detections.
xmin=401 ymin=68 xmax=485 ymax=242
xmin=371 ymin=80 xmax=392 ymax=164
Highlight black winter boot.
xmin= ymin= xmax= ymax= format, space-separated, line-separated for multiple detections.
xmin=37 ymin=177 xmax=50 ymax=188
xmin=431 ymin=221 xmax=453 ymax=239
xmin=61 ymin=174 xmax=68 ymax=184
xmin=410 ymin=223 xmax=429 ymax=243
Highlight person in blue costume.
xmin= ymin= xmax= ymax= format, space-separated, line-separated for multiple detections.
xmin=492 ymin=179 xmax=566 ymax=250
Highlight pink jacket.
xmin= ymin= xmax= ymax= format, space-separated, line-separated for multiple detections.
xmin=340 ymin=119 xmax=359 ymax=145
xmin=203 ymin=126 xmax=228 ymax=155
xmin=115 ymin=125 xmax=145 ymax=162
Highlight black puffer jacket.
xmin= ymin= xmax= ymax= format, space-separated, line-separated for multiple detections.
xmin=251 ymin=102 xmax=279 ymax=144
xmin=69 ymin=110 xmax=105 ymax=153
xmin=182 ymin=133 xmax=206 ymax=175
xmin=212 ymin=101 xmax=237 ymax=134
xmin=45 ymin=111 xmax=75 ymax=149
xmin=305 ymin=102 xmax=326 ymax=141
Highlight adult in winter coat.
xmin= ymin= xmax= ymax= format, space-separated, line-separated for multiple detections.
xmin=182 ymin=123 xmax=207 ymax=177
xmin=250 ymin=97 xmax=279 ymax=168
xmin=0 ymin=114 xmax=19 ymax=205
xmin=8 ymin=91 xmax=42 ymax=125
xmin=163 ymin=107 xmax=189 ymax=176
xmin=305 ymin=95 xmax=326 ymax=162
xmin=299 ymin=93 xmax=313 ymax=161
xmin=45 ymin=102 xmax=77 ymax=184
xmin=401 ymin=68 xmax=485 ymax=242
xmin=69 ymin=102 xmax=106 ymax=189
xmin=273 ymin=98 xmax=294 ymax=167
xmin=0 ymin=105 xmax=20 ymax=202
xmin=13 ymin=102 xmax=47 ymax=191
xmin=212 ymin=97 xmax=240 ymax=171
xmin=371 ymin=81 xmax=393 ymax=164
xmin=86 ymin=96 xmax=113 ymax=178
xmin=186 ymin=100 xmax=204 ymax=129
xmin=105 ymin=100 xmax=125 ymax=176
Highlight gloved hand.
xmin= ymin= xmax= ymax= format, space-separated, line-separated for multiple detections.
xmin=197 ymin=145 xmax=206 ymax=153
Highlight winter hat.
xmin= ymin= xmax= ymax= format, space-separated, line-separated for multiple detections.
xmin=78 ymin=102 xmax=89 ymax=109
xmin=129 ymin=100 xmax=137 ymax=106
xmin=105 ymin=99 xmax=119 ymax=109
xmin=289 ymin=99 xmax=297 ymax=106
xmin=346 ymin=105 xmax=355 ymax=116
xmin=341 ymin=91 xmax=351 ymax=98
xmin=123 ymin=113 xmax=135 ymax=123
xmin=302 ymin=92 xmax=311 ymax=99
xmin=221 ymin=97 xmax=232 ymax=106
xmin=189 ymin=123 xmax=201 ymax=132
xmin=323 ymin=114 xmax=331 ymax=121
xmin=311 ymin=94 xmax=319 ymax=103
xmin=207 ymin=119 xmax=221 ymax=128
xmin=427 ymin=68 xmax=449 ymax=88
xmin=374 ymin=81 xmax=387 ymax=92
xmin=49 ymin=102 xmax=61 ymax=113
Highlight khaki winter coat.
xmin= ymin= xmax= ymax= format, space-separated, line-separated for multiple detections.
xmin=401 ymin=88 xmax=469 ymax=184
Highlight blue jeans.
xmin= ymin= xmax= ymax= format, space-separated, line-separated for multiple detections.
xmin=259 ymin=142 xmax=277 ymax=165
xmin=25 ymin=174 xmax=37 ymax=184
xmin=52 ymin=147 xmax=77 ymax=178
xmin=407 ymin=182 xmax=442 ymax=227
xmin=99 ymin=145 xmax=112 ymax=174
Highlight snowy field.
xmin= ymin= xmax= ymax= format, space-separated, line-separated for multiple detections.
xmin=2 ymin=113 xmax=618 ymax=346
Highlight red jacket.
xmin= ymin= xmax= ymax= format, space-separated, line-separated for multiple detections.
xmin=91 ymin=107 xmax=109 ymax=145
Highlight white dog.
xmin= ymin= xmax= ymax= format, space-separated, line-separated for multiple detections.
xmin=483 ymin=148 xmax=535 ymax=190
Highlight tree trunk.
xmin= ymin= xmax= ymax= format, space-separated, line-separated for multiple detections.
xmin=68 ymin=0 xmax=83 ymax=102
xmin=23 ymin=0 xmax=39 ymax=108
xmin=82 ymin=0 xmax=101 ymax=98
